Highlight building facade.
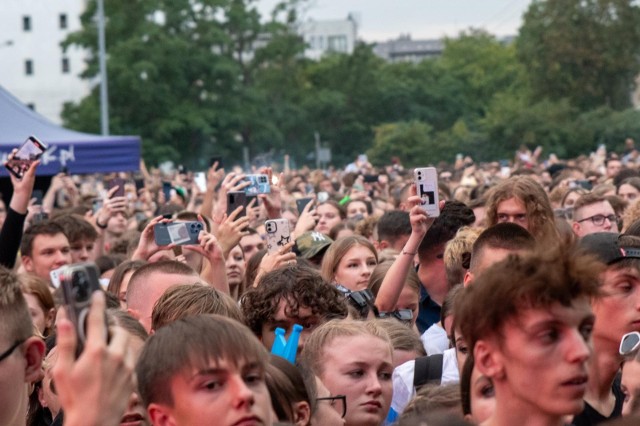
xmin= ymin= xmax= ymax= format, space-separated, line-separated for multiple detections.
xmin=0 ymin=0 xmax=92 ymax=124
xmin=299 ymin=14 xmax=359 ymax=60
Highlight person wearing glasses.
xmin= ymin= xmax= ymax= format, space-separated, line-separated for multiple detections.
xmin=571 ymin=193 xmax=619 ymax=237
xmin=619 ymin=331 xmax=640 ymax=417
xmin=575 ymin=233 xmax=640 ymax=425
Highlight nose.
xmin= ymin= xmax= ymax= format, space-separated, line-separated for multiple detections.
xmin=364 ymin=372 xmax=382 ymax=396
xmin=230 ymin=374 xmax=255 ymax=409
xmin=566 ymin=331 xmax=591 ymax=364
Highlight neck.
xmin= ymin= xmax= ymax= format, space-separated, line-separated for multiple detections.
xmin=484 ymin=396 xmax=564 ymax=426
xmin=6 ymin=384 xmax=28 ymax=426
xmin=585 ymin=335 xmax=623 ymax=403
xmin=416 ymin=264 xmax=447 ymax=305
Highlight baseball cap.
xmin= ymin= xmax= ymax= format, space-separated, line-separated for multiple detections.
xmin=579 ymin=233 xmax=640 ymax=265
xmin=295 ymin=231 xmax=333 ymax=259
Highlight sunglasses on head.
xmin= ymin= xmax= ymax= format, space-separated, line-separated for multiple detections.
xmin=620 ymin=331 xmax=640 ymax=356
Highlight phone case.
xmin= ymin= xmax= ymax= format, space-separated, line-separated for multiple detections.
xmin=5 ymin=135 xmax=47 ymax=179
xmin=265 ymin=219 xmax=291 ymax=254
xmin=296 ymin=197 xmax=313 ymax=214
xmin=154 ymin=222 xmax=203 ymax=246
xmin=414 ymin=167 xmax=440 ymax=218
xmin=227 ymin=191 xmax=247 ymax=217
xmin=244 ymin=174 xmax=271 ymax=194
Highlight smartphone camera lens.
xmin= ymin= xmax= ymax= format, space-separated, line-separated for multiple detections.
xmin=73 ymin=272 xmax=90 ymax=301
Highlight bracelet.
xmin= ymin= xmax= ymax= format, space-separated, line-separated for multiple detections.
xmin=95 ymin=219 xmax=108 ymax=229
xmin=402 ymin=249 xmax=417 ymax=256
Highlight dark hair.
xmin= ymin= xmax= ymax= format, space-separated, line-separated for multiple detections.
xmin=107 ymin=309 xmax=149 ymax=342
xmin=245 ymin=249 xmax=267 ymax=289
xmin=265 ymin=355 xmax=312 ymax=422
xmin=399 ymin=384 xmax=462 ymax=420
xmin=460 ymin=356 xmax=475 ymax=416
xmin=136 ymin=315 xmax=269 ymax=408
xmin=51 ymin=214 xmax=98 ymax=244
xmin=317 ymin=200 xmax=346 ymax=219
xmin=469 ymin=223 xmax=536 ymax=273
xmin=240 ymin=265 xmax=348 ymax=337
xmin=106 ymin=260 xmax=147 ymax=300
xmin=456 ymin=246 xmax=602 ymax=351
xmin=20 ymin=221 xmax=67 ymax=257
xmin=95 ymin=254 xmax=126 ymax=275
xmin=626 ymin=220 xmax=640 ymax=237
xmin=151 ymin=284 xmax=244 ymax=330
xmin=419 ymin=201 xmax=475 ymax=256
xmin=377 ymin=210 xmax=411 ymax=245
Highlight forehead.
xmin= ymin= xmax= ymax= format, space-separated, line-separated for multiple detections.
xmin=241 ymin=234 xmax=263 ymax=246
xmin=508 ymin=298 xmax=593 ymax=334
xmin=577 ymin=201 xmax=614 ymax=216
xmin=323 ymin=334 xmax=392 ymax=363
xmin=602 ymin=264 xmax=640 ymax=284
xmin=620 ymin=183 xmax=639 ymax=192
xmin=348 ymin=201 xmax=367 ymax=209
xmin=33 ymin=233 xmax=69 ymax=250
xmin=318 ymin=204 xmax=339 ymax=214
xmin=496 ymin=197 xmax=526 ymax=213
xmin=343 ymin=244 xmax=375 ymax=258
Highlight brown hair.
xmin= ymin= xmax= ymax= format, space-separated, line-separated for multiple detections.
xmin=106 ymin=260 xmax=146 ymax=301
xmin=51 ymin=213 xmax=98 ymax=243
xmin=468 ymin=223 xmax=536 ymax=274
xmin=456 ymin=246 xmax=603 ymax=351
xmin=320 ymin=235 xmax=378 ymax=284
xmin=485 ymin=176 xmax=558 ymax=241
xmin=136 ymin=314 xmax=269 ymax=408
xmin=369 ymin=260 xmax=420 ymax=297
xmin=18 ymin=274 xmax=55 ymax=337
xmin=572 ymin=193 xmax=608 ymax=220
xmin=151 ymin=284 xmax=244 ymax=330
xmin=265 ymin=355 xmax=312 ymax=422
xmin=126 ymin=260 xmax=198 ymax=308
xmin=376 ymin=318 xmax=426 ymax=357
xmin=400 ymin=384 xmax=462 ymax=420
xmin=0 ymin=267 xmax=33 ymax=343
xmin=299 ymin=319 xmax=392 ymax=378
xmin=20 ymin=221 xmax=67 ymax=257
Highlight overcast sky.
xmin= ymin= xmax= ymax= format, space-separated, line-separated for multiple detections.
xmin=257 ymin=0 xmax=533 ymax=41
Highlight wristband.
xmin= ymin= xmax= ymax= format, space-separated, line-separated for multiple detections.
xmin=95 ymin=219 xmax=108 ymax=229
xmin=402 ymin=249 xmax=417 ymax=256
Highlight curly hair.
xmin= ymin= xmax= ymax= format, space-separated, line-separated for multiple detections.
xmin=240 ymin=264 xmax=348 ymax=337
xmin=485 ymin=176 xmax=559 ymax=242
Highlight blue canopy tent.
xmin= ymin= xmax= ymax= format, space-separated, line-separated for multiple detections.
xmin=0 ymin=84 xmax=140 ymax=176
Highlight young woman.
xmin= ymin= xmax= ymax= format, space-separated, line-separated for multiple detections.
xmin=19 ymin=274 xmax=55 ymax=337
xmin=314 ymin=201 xmax=345 ymax=236
xmin=301 ymin=320 xmax=394 ymax=426
xmin=321 ymin=235 xmax=378 ymax=291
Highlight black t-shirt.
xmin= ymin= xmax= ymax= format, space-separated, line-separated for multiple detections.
xmin=571 ymin=378 xmax=624 ymax=426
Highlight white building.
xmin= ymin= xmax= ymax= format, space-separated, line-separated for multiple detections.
xmin=299 ymin=14 xmax=359 ymax=60
xmin=0 ymin=0 xmax=92 ymax=124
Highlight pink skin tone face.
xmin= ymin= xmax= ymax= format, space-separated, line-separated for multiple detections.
xmin=315 ymin=204 xmax=342 ymax=235
xmin=333 ymin=245 xmax=377 ymax=291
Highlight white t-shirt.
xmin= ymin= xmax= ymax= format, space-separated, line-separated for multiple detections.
xmin=421 ymin=323 xmax=449 ymax=355
xmin=390 ymin=347 xmax=460 ymax=415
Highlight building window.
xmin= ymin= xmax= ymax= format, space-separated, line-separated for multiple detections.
xmin=62 ymin=57 xmax=70 ymax=73
xmin=27 ymin=103 xmax=35 ymax=111
xmin=23 ymin=16 xmax=31 ymax=31
xmin=25 ymin=60 xmax=33 ymax=75
xmin=59 ymin=14 xmax=67 ymax=29
xmin=328 ymin=35 xmax=348 ymax=53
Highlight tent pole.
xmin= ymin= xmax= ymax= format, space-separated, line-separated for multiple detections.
xmin=97 ymin=0 xmax=109 ymax=136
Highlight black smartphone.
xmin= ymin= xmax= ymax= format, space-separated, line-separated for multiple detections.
xmin=107 ymin=178 xmax=126 ymax=198
xmin=363 ymin=174 xmax=379 ymax=183
xmin=296 ymin=197 xmax=314 ymax=215
xmin=162 ymin=181 xmax=172 ymax=201
xmin=60 ymin=263 xmax=104 ymax=357
xmin=210 ymin=155 xmax=223 ymax=169
xmin=5 ymin=135 xmax=48 ymax=179
xmin=32 ymin=189 xmax=44 ymax=205
xmin=154 ymin=221 xmax=203 ymax=246
xmin=134 ymin=178 xmax=145 ymax=192
xmin=227 ymin=191 xmax=246 ymax=217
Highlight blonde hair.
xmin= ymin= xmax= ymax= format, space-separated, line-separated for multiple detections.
xmin=369 ymin=260 xmax=420 ymax=296
xmin=300 ymin=319 xmax=392 ymax=377
xmin=376 ymin=318 xmax=425 ymax=356
xmin=443 ymin=226 xmax=483 ymax=287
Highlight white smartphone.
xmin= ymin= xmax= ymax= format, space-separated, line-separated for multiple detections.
xmin=414 ymin=167 xmax=440 ymax=218
xmin=265 ymin=219 xmax=291 ymax=254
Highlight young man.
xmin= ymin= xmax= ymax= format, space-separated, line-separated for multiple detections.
xmin=51 ymin=213 xmax=99 ymax=263
xmin=571 ymin=194 xmax=618 ymax=237
xmin=0 ymin=266 xmax=46 ymax=426
xmin=574 ymin=233 xmax=640 ymax=424
xmin=456 ymin=248 xmax=601 ymax=426
xmin=241 ymin=264 xmax=347 ymax=353
xmin=374 ymin=210 xmax=412 ymax=252
xmin=136 ymin=315 xmax=273 ymax=426
xmin=20 ymin=221 xmax=72 ymax=283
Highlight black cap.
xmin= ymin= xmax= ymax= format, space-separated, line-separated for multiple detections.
xmin=579 ymin=233 xmax=640 ymax=265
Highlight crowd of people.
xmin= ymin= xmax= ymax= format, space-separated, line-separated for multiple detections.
xmin=5 ymin=141 xmax=640 ymax=426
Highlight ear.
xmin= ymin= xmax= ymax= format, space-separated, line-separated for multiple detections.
xmin=292 ymin=400 xmax=312 ymax=426
xmin=45 ymin=308 xmax=56 ymax=330
xmin=474 ymin=339 xmax=505 ymax=382
xmin=377 ymin=240 xmax=389 ymax=251
xmin=23 ymin=337 xmax=46 ymax=384
xmin=127 ymin=307 xmax=140 ymax=320
xmin=148 ymin=403 xmax=177 ymax=426
xmin=463 ymin=271 xmax=473 ymax=287
xmin=571 ymin=221 xmax=582 ymax=236
xmin=21 ymin=255 xmax=34 ymax=273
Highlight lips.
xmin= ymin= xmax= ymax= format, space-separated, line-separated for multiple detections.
xmin=232 ymin=416 xmax=262 ymax=426
xmin=561 ymin=375 xmax=588 ymax=390
xmin=120 ymin=413 xmax=145 ymax=426
xmin=361 ymin=400 xmax=382 ymax=412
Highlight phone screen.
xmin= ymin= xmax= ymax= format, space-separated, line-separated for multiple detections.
xmin=5 ymin=136 xmax=47 ymax=179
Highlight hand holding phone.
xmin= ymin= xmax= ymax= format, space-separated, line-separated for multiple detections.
xmin=5 ymin=136 xmax=47 ymax=179
xmin=154 ymin=221 xmax=203 ymax=246
xmin=265 ymin=219 xmax=291 ymax=254
xmin=107 ymin=178 xmax=126 ymax=198
xmin=414 ymin=167 xmax=440 ymax=218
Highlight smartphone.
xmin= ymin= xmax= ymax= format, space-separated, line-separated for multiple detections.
xmin=296 ymin=197 xmax=314 ymax=215
xmin=363 ymin=174 xmax=379 ymax=183
xmin=107 ymin=178 xmax=126 ymax=198
xmin=60 ymin=263 xmax=104 ymax=357
xmin=194 ymin=172 xmax=207 ymax=193
xmin=32 ymin=189 xmax=44 ymax=205
xmin=265 ymin=219 xmax=291 ymax=254
xmin=244 ymin=174 xmax=271 ymax=195
xmin=227 ymin=191 xmax=247 ymax=217
xmin=5 ymin=135 xmax=48 ymax=179
xmin=134 ymin=178 xmax=145 ymax=192
xmin=154 ymin=221 xmax=203 ymax=246
xmin=414 ymin=167 xmax=440 ymax=218
xmin=210 ymin=155 xmax=223 ymax=169
xmin=162 ymin=181 xmax=172 ymax=201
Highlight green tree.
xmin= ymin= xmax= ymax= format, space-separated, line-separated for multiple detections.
xmin=367 ymin=121 xmax=437 ymax=167
xmin=517 ymin=0 xmax=640 ymax=110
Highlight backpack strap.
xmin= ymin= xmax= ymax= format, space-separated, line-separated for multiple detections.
xmin=413 ymin=353 xmax=444 ymax=390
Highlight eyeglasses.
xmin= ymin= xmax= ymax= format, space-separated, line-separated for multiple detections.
xmin=577 ymin=214 xmax=617 ymax=226
xmin=316 ymin=395 xmax=347 ymax=418
xmin=378 ymin=309 xmax=413 ymax=324
xmin=0 ymin=339 xmax=26 ymax=363
xmin=620 ymin=331 xmax=640 ymax=356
